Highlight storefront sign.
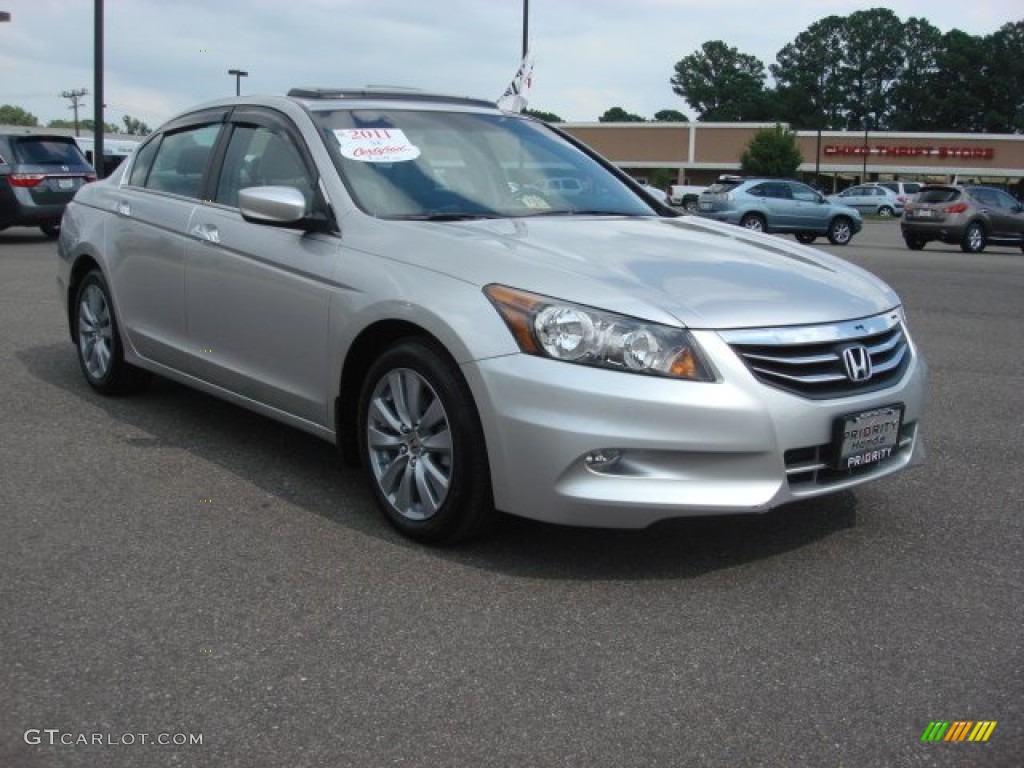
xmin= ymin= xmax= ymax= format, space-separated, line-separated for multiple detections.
xmin=824 ymin=145 xmax=994 ymax=160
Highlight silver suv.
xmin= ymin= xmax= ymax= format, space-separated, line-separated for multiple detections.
xmin=57 ymin=88 xmax=926 ymax=543
xmin=697 ymin=177 xmax=863 ymax=245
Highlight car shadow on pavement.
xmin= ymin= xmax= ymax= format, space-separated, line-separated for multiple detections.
xmin=19 ymin=341 xmax=859 ymax=581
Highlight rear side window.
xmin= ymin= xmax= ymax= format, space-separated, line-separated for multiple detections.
xmin=144 ymin=123 xmax=221 ymax=198
xmin=11 ymin=137 xmax=88 ymax=166
xmin=917 ymin=188 xmax=959 ymax=204
xmin=904 ymin=182 xmax=922 ymax=193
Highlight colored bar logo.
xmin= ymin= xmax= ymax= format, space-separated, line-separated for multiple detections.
xmin=921 ymin=721 xmax=997 ymax=742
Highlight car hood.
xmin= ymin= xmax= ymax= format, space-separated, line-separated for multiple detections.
xmin=353 ymin=214 xmax=899 ymax=330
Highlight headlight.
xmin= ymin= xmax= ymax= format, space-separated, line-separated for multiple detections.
xmin=484 ymin=285 xmax=714 ymax=381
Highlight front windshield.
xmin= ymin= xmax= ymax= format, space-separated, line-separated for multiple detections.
xmin=312 ymin=108 xmax=656 ymax=220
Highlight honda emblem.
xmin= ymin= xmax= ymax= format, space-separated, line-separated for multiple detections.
xmin=841 ymin=345 xmax=872 ymax=382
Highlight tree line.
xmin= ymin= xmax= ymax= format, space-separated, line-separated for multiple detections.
xmin=529 ymin=9 xmax=1022 ymax=133
xmin=0 ymin=104 xmax=150 ymax=135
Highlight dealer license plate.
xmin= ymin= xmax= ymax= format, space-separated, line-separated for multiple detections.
xmin=835 ymin=406 xmax=902 ymax=470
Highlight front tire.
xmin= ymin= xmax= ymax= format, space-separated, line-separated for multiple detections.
xmin=358 ymin=339 xmax=494 ymax=544
xmin=74 ymin=270 xmax=151 ymax=394
xmin=960 ymin=222 xmax=986 ymax=253
xmin=827 ymin=217 xmax=854 ymax=245
xmin=740 ymin=213 xmax=766 ymax=232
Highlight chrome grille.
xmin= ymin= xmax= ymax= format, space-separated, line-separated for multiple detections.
xmin=720 ymin=311 xmax=912 ymax=399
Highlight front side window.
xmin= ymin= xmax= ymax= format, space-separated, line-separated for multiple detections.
xmin=310 ymin=109 xmax=654 ymax=219
xmin=144 ymin=123 xmax=222 ymax=199
xmin=215 ymin=125 xmax=314 ymax=209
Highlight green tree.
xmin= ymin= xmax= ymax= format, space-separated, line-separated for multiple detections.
xmin=929 ymin=29 xmax=988 ymax=132
xmin=0 ymin=104 xmax=39 ymax=126
xmin=653 ymin=109 xmax=688 ymax=122
xmin=598 ymin=106 xmax=646 ymax=122
xmin=739 ymin=124 xmax=802 ymax=177
xmin=47 ymin=118 xmax=119 ymax=133
xmin=886 ymin=17 xmax=943 ymax=131
xmin=982 ymin=21 xmax=1024 ymax=132
xmin=121 ymin=114 xmax=151 ymax=135
xmin=522 ymin=108 xmax=562 ymax=123
xmin=770 ymin=15 xmax=846 ymax=129
xmin=839 ymin=8 xmax=905 ymax=130
xmin=670 ymin=40 xmax=767 ymax=120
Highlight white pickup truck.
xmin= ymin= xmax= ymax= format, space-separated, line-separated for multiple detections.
xmin=668 ymin=184 xmax=708 ymax=210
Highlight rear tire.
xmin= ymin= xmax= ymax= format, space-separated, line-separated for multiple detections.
xmin=740 ymin=213 xmax=766 ymax=232
xmin=74 ymin=269 xmax=152 ymax=394
xmin=878 ymin=206 xmax=895 ymax=218
xmin=960 ymin=222 xmax=986 ymax=253
xmin=358 ymin=338 xmax=495 ymax=544
xmin=903 ymin=235 xmax=927 ymax=251
xmin=827 ymin=217 xmax=854 ymax=245
xmin=40 ymin=223 xmax=60 ymax=238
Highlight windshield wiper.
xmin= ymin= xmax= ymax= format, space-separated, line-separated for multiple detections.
xmin=524 ymin=209 xmax=637 ymax=217
xmin=400 ymin=212 xmax=499 ymax=221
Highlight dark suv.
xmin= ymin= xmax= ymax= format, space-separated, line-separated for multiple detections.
xmin=901 ymin=185 xmax=1024 ymax=253
xmin=0 ymin=133 xmax=95 ymax=238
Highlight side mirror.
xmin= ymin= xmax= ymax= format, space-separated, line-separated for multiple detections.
xmin=239 ymin=186 xmax=308 ymax=226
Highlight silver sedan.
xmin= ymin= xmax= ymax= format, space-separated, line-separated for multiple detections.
xmin=57 ymin=88 xmax=927 ymax=543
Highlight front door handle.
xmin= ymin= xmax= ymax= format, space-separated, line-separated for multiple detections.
xmin=190 ymin=223 xmax=220 ymax=244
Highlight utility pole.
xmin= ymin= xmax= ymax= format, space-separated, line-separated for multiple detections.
xmin=62 ymin=88 xmax=89 ymax=136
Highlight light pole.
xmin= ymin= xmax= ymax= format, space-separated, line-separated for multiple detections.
xmin=228 ymin=69 xmax=248 ymax=96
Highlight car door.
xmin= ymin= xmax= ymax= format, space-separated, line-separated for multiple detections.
xmin=789 ymin=181 xmax=825 ymax=230
xmin=182 ymin=110 xmax=340 ymax=426
xmin=840 ymin=185 xmax=869 ymax=212
xmin=986 ymin=189 xmax=1024 ymax=242
xmin=748 ymin=182 xmax=795 ymax=229
xmin=107 ymin=112 xmax=227 ymax=369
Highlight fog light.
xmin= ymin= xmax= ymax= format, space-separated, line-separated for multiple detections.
xmin=584 ymin=449 xmax=622 ymax=471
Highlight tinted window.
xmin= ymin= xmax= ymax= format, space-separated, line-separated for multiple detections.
xmin=708 ymin=182 xmax=741 ymax=194
xmin=127 ymin=136 xmax=161 ymax=187
xmin=878 ymin=182 xmax=897 ymax=193
xmin=917 ymin=188 xmax=959 ymax=204
xmin=11 ymin=137 xmax=88 ymax=166
xmin=904 ymin=182 xmax=922 ymax=193
xmin=144 ymin=123 xmax=221 ymax=198
xmin=992 ymin=190 xmax=1020 ymax=209
xmin=215 ymin=125 xmax=314 ymax=208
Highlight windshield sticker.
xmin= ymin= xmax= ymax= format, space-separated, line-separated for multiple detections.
xmin=334 ymin=128 xmax=421 ymax=163
xmin=519 ymin=194 xmax=550 ymax=209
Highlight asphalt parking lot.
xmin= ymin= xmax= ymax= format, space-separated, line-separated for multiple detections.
xmin=1 ymin=220 xmax=1021 ymax=767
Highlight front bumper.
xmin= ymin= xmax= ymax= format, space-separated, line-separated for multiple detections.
xmin=463 ymin=330 xmax=926 ymax=528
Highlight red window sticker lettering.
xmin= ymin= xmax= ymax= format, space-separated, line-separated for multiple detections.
xmin=334 ymin=129 xmax=421 ymax=163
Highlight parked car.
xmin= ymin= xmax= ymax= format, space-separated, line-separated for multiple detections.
xmin=636 ymin=180 xmax=669 ymax=204
xmin=57 ymin=88 xmax=926 ymax=543
xmin=668 ymin=184 xmax=707 ymax=210
xmin=875 ymin=180 xmax=922 ymax=207
xmin=826 ymin=184 xmax=904 ymax=217
xmin=697 ymin=177 xmax=863 ymax=244
xmin=0 ymin=132 xmax=95 ymax=237
xmin=901 ymin=185 xmax=1024 ymax=252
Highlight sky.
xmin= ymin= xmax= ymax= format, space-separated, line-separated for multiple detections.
xmin=0 ymin=0 xmax=1020 ymax=131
